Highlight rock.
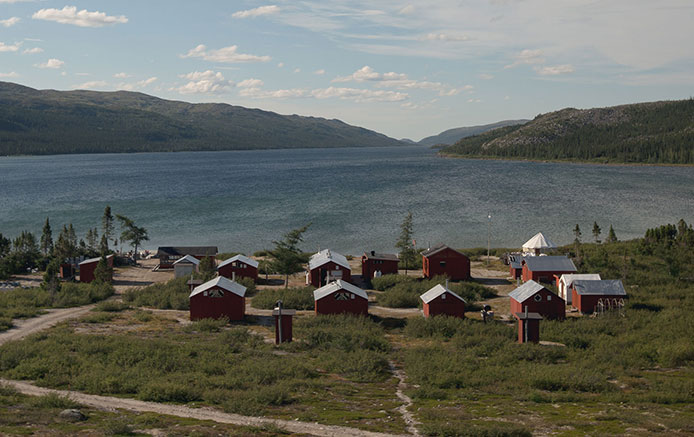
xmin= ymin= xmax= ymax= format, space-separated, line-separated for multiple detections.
xmin=59 ymin=409 xmax=87 ymax=422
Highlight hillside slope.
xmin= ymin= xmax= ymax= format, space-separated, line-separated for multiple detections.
xmin=418 ymin=119 xmax=528 ymax=146
xmin=0 ymin=82 xmax=405 ymax=155
xmin=440 ymin=100 xmax=694 ymax=164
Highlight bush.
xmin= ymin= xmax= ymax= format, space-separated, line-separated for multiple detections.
xmin=140 ymin=382 xmax=203 ymax=403
xmin=405 ymin=316 xmax=468 ymax=339
xmin=251 ymin=286 xmax=315 ymax=310
xmin=371 ymin=274 xmax=412 ymax=291
xmin=29 ymin=393 xmax=79 ymax=409
xmin=184 ymin=317 xmax=229 ymax=333
xmin=53 ymin=282 xmax=115 ymax=307
xmin=377 ymin=289 xmax=421 ymax=308
xmin=94 ymin=301 xmax=130 ymax=312
xmin=123 ymin=277 xmax=190 ymax=310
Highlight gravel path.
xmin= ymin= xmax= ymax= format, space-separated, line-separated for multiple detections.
xmin=0 ymin=305 xmax=96 ymax=346
xmin=388 ymin=361 xmax=421 ymax=436
xmin=1 ymin=379 xmax=407 ymax=437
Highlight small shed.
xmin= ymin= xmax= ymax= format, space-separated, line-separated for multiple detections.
xmin=556 ymin=273 xmax=601 ymax=304
xmin=421 ymin=245 xmax=470 ymax=281
xmin=156 ymin=246 xmax=218 ymax=269
xmin=307 ymin=249 xmax=352 ymax=287
xmin=514 ymin=311 xmax=543 ymax=343
xmin=509 ymin=256 xmax=523 ymax=280
xmin=79 ymin=254 xmax=114 ymax=283
xmin=218 ymin=254 xmax=259 ymax=282
xmin=361 ymin=251 xmax=399 ymax=281
xmin=420 ymin=283 xmax=466 ymax=318
xmin=313 ymin=279 xmax=368 ymax=316
xmin=522 ymin=256 xmax=577 ymax=283
xmin=522 ymin=232 xmax=557 ymax=255
xmin=572 ymin=279 xmax=627 ymax=314
xmin=173 ymin=254 xmax=200 ymax=278
xmin=189 ymin=276 xmax=247 ymax=321
xmin=509 ymin=280 xmax=565 ymax=320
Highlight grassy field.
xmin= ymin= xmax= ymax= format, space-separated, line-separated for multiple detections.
xmin=1 ymin=225 xmax=693 ymax=435
xmin=372 ymin=274 xmax=497 ymax=309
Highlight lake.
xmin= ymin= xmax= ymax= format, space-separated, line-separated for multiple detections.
xmin=1 ymin=146 xmax=692 ymax=255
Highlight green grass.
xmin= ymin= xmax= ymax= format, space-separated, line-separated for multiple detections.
xmin=373 ymin=275 xmax=496 ymax=308
xmin=251 ymin=286 xmax=315 ymax=310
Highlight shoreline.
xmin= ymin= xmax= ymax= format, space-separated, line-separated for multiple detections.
xmin=436 ymin=152 xmax=694 ymax=168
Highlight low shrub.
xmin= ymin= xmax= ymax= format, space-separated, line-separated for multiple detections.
xmin=140 ymin=382 xmax=203 ymax=403
xmin=94 ymin=301 xmax=130 ymax=312
xmin=122 ymin=277 xmax=189 ymax=310
xmin=251 ymin=286 xmax=315 ymax=310
xmin=371 ymin=274 xmax=412 ymax=291
xmin=81 ymin=312 xmax=116 ymax=324
xmin=184 ymin=317 xmax=229 ymax=333
xmin=29 ymin=393 xmax=79 ymax=409
xmin=404 ymin=316 xmax=468 ymax=339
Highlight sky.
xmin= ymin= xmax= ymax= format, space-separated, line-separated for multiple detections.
xmin=1 ymin=0 xmax=693 ymax=141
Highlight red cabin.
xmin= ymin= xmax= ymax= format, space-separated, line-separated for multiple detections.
xmin=509 ymin=280 xmax=565 ymax=320
xmin=572 ymin=279 xmax=627 ymax=314
xmin=421 ymin=245 xmax=470 ymax=281
xmin=361 ymin=251 xmax=399 ymax=281
xmin=218 ymin=254 xmax=259 ymax=282
xmin=307 ymin=249 xmax=352 ymax=287
xmin=313 ymin=280 xmax=368 ymax=316
xmin=521 ymin=256 xmax=576 ymax=283
xmin=515 ymin=311 xmax=543 ymax=343
xmin=189 ymin=276 xmax=247 ymax=321
xmin=79 ymin=254 xmax=114 ymax=283
xmin=509 ymin=259 xmax=523 ymax=280
xmin=420 ymin=283 xmax=466 ymax=318
xmin=156 ymin=246 xmax=218 ymax=269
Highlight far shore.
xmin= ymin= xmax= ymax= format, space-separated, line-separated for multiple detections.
xmin=437 ymin=151 xmax=694 ymax=168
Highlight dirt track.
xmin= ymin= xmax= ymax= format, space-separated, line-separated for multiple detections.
xmin=1 ymin=379 xmax=406 ymax=437
xmin=0 ymin=305 xmax=96 ymax=346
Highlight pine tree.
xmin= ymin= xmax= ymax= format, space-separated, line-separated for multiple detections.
xmin=573 ymin=224 xmax=582 ymax=256
xmin=606 ymin=225 xmax=618 ymax=243
xmin=93 ymin=254 xmax=113 ymax=283
xmin=269 ymin=224 xmax=311 ymax=288
xmin=102 ymin=206 xmax=114 ymax=249
xmin=40 ymin=217 xmax=53 ymax=256
xmin=198 ymin=256 xmax=216 ymax=280
xmin=116 ymin=214 xmax=149 ymax=262
xmin=592 ymin=221 xmax=602 ymax=243
xmin=99 ymin=234 xmax=109 ymax=255
xmin=396 ymin=212 xmax=416 ymax=274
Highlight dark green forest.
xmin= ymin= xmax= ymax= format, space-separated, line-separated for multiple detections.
xmin=441 ymin=99 xmax=694 ymax=164
xmin=0 ymin=81 xmax=405 ymax=155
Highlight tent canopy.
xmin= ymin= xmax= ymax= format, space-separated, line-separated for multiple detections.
xmin=522 ymin=232 xmax=557 ymax=251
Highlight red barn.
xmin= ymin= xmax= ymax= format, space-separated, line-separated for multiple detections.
xmin=522 ymin=256 xmax=576 ymax=283
xmin=156 ymin=246 xmax=218 ymax=269
xmin=421 ymin=245 xmax=470 ymax=280
xmin=307 ymin=249 xmax=351 ymax=287
xmin=218 ymin=254 xmax=259 ymax=282
xmin=572 ymin=279 xmax=627 ymax=314
xmin=509 ymin=280 xmax=565 ymax=320
xmin=361 ymin=251 xmax=399 ymax=281
xmin=189 ymin=276 xmax=247 ymax=321
xmin=79 ymin=254 xmax=114 ymax=283
xmin=313 ymin=280 xmax=368 ymax=316
xmin=420 ymin=283 xmax=466 ymax=318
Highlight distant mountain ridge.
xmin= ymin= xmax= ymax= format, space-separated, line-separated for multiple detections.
xmin=418 ymin=119 xmax=529 ymax=146
xmin=440 ymin=100 xmax=694 ymax=164
xmin=0 ymin=81 xmax=406 ymax=156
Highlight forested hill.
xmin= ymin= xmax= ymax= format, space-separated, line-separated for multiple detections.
xmin=0 ymin=81 xmax=406 ymax=155
xmin=440 ymin=99 xmax=694 ymax=164
xmin=418 ymin=119 xmax=528 ymax=146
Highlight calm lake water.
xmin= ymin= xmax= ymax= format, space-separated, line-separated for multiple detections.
xmin=1 ymin=146 xmax=692 ymax=255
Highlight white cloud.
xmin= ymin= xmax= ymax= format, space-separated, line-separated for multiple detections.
xmin=113 ymin=72 xmax=130 ymax=78
xmin=333 ymin=65 xmax=462 ymax=96
xmin=422 ymin=33 xmax=469 ymax=42
xmin=0 ymin=42 xmax=20 ymax=52
xmin=75 ymin=80 xmax=107 ymax=89
xmin=238 ymin=84 xmax=408 ymax=103
xmin=75 ymin=72 xmax=90 ymax=76
xmin=293 ymin=68 xmax=301 ymax=73
xmin=314 ymin=69 xmax=325 ymax=75
xmin=479 ymin=73 xmax=494 ymax=80
xmin=467 ymin=98 xmax=482 ymax=103
xmin=137 ymin=76 xmax=158 ymax=87
xmin=277 ymin=62 xmax=284 ymax=68
xmin=398 ymin=5 xmax=415 ymax=15
xmin=535 ymin=64 xmax=575 ymax=76
xmin=504 ymin=95 xmax=511 ymax=100
xmin=182 ymin=44 xmax=270 ymax=63
xmin=0 ymin=0 xmax=35 ymax=3
xmin=1 ymin=17 xmax=20 ymax=27
xmin=0 ymin=71 xmax=19 ymax=78
xmin=35 ymin=58 xmax=64 ymax=69
xmin=32 ymin=6 xmax=128 ymax=28
xmin=175 ymin=70 xmax=233 ymax=94
xmin=232 ymin=5 xmax=280 ymax=19
xmin=22 ymin=47 xmax=43 ymax=54
xmin=504 ymin=49 xmax=544 ymax=69
xmin=237 ymin=78 xmax=264 ymax=88
xmin=239 ymin=87 xmax=306 ymax=99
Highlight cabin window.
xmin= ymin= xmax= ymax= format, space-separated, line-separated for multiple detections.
xmin=335 ymin=292 xmax=349 ymax=300
xmin=439 ymin=261 xmax=446 ymax=268
xmin=547 ymin=295 xmax=552 ymax=301
xmin=534 ymin=294 xmax=542 ymax=302
xmin=350 ymin=293 xmax=355 ymax=299
xmin=203 ymin=291 xmax=208 ymax=296
xmin=441 ymin=294 xmax=446 ymax=300
xmin=209 ymin=289 xmax=224 ymax=298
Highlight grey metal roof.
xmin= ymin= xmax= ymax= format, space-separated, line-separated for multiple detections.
xmin=510 ymin=260 xmax=522 ymax=269
xmin=573 ymin=279 xmax=626 ymax=296
xmin=79 ymin=254 xmax=113 ymax=265
xmin=189 ymin=276 xmax=246 ymax=298
xmin=514 ymin=312 xmax=543 ymax=320
xmin=157 ymin=246 xmax=218 ymax=257
xmin=218 ymin=254 xmax=259 ymax=269
xmin=313 ymin=280 xmax=368 ymax=301
xmin=523 ymin=256 xmax=577 ymax=272
xmin=508 ymin=280 xmax=546 ymax=302
xmin=363 ymin=252 xmax=399 ymax=261
xmin=420 ymin=284 xmax=466 ymax=304
xmin=173 ymin=254 xmax=200 ymax=266
xmin=421 ymin=244 xmax=464 ymax=258
xmin=308 ymin=249 xmax=351 ymax=271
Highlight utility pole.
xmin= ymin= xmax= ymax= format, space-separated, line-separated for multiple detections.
xmin=487 ymin=213 xmax=491 ymax=266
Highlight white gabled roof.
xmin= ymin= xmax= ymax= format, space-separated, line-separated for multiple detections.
xmin=174 ymin=254 xmax=200 ymax=266
xmin=559 ymin=273 xmax=601 ymax=287
xmin=508 ymin=280 xmax=546 ymax=302
xmin=420 ymin=284 xmax=466 ymax=304
xmin=189 ymin=276 xmax=247 ymax=298
xmin=313 ymin=280 xmax=367 ymax=301
xmin=522 ymin=232 xmax=557 ymax=250
xmin=79 ymin=254 xmax=113 ymax=265
xmin=218 ymin=254 xmax=259 ymax=269
xmin=308 ymin=249 xmax=351 ymax=271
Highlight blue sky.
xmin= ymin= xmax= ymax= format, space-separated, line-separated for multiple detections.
xmin=1 ymin=0 xmax=693 ymax=140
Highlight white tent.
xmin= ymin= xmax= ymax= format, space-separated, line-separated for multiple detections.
xmin=522 ymin=232 xmax=557 ymax=254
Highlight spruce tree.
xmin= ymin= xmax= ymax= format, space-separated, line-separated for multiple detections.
xmin=396 ymin=212 xmax=416 ymax=274
xmin=102 ymin=206 xmax=114 ymax=249
xmin=606 ymin=225 xmax=618 ymax=243
xmin=40 ymin=217 xmax=53 ymax=256
xmin=592 ymin=221 xmax=602 ymax=243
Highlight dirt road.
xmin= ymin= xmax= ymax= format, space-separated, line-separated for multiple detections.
xmin=1 ymin=379 xmax=406 ymax=437
xmin=0 ymin=305 xmax=96 ymax=346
